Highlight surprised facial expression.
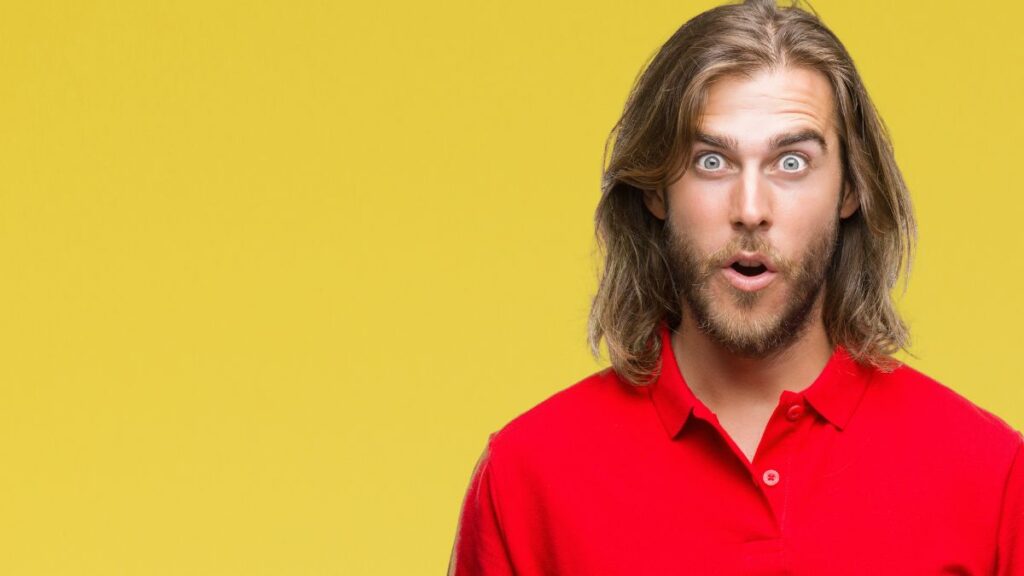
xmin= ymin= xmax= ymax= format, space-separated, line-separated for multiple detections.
xmin=646 ymin=66 xmax=859 ymax=357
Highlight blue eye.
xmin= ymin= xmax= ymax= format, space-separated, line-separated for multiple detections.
xmin=696 ymin=152 xmax=726 ymax=171
xmin=779 ymin=154 xmax=807 ymax=172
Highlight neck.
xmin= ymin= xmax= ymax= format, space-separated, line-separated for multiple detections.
xmin=671 ymin=291 xmax=835 ymax=412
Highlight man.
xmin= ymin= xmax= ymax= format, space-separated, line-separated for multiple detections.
xmin=449 ymin=0 xmax=1023 ymax=574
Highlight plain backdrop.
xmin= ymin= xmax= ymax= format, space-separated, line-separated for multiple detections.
xmin=0 ymin=1 xmax=1021 ymax=574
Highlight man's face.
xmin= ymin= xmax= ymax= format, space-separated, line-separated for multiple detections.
xmin=647 ymin=66 xmax=858 ymax=357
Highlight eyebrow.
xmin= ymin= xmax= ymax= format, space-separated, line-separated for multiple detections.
xmin=694 ymin=128 xmax=829 ymax=153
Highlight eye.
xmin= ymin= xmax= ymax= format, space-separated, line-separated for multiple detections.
xmin=778 ymin=153 xmax=808 ymax=173
xmin=695 ymin=152 xmax=727 ymax=172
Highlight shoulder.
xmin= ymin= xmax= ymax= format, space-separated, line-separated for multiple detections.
xmin=869 ymin=360 xmax=1022 ymax=458
xmin=484 ymin=366 xmax=649 ymax=461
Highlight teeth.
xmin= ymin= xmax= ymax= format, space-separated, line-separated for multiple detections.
xmin=737 ymin=260 xmax=760 ymax=267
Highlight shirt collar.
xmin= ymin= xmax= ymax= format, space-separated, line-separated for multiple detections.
xmin=648 ymin=320 xmax=873 ymax=439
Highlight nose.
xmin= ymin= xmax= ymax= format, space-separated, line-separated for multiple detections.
xmin=731 ymin=166 xmax=773 ymax=232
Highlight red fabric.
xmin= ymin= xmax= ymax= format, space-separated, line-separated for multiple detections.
xmin=450 ymin=322 xmax=1024 ymax=575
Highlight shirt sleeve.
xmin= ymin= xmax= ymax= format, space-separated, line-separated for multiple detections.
xmin=448 ymin=434 xmax=516 ymax=576
xmin=997 ymin=430 xmax=1024 ymax=576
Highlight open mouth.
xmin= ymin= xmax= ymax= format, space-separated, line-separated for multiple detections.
xmin=730 ymin=262 xmax=768 ymax=277
xmin=722 ymin=259 xmax=777 ymax=292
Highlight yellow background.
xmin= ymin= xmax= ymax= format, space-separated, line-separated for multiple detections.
xmin=0 ymin=1 xmax=1020 ymax=574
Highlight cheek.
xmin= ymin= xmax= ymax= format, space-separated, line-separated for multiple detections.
xmin=772 ymin=196 xmax=838 ymax=255
xmin=668 ymin=183 xmax=733 ymax=245
xmin=669 ymin=207 xmax=727 ymax=260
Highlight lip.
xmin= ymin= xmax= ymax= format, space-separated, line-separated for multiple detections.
xmin=723 ymin=251 xmax=777 ymax=273
xmin=720 ymin=266 xmax=778 ymax=292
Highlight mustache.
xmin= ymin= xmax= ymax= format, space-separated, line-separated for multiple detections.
xmin=700 ymin=235 xmax=795 ymax=278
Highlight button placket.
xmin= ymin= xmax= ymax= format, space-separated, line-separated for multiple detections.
xmin=760 ymin=400 xmax=803 ymax=488
xmin=751 ymin=393 xmax=808 ymax=530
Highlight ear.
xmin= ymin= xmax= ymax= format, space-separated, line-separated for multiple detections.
xmin=839 ymin=180 xmax=859 ymax=219
xmin=643 ymin=188 xmax=668 ymax=220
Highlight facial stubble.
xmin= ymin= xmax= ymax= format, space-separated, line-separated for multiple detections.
xmin=665 ymin=214 xmax=840 ymax=359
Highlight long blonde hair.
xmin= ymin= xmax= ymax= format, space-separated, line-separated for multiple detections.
xmin=587 ymin=0 xmax=916 ymax=385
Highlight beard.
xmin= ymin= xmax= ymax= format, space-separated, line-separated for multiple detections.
xmin=665 ymin=216 xmax=840 ymax=359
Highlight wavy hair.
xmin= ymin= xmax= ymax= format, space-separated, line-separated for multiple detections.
xmin=587 ymin=0 xmax=916 ymax=386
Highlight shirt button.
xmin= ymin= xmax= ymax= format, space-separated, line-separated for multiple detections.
xmin=762 ymin=469 xmax=780 ymax=486
xmin=786 ymin=403 xmax=804 ymax=421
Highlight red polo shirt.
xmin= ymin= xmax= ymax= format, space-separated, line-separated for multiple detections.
xmin=450 ymin=322 xmax=1024 ymax=575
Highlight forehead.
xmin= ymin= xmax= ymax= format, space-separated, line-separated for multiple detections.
xmin=698 ymin=66 xmax=837 ymax=146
